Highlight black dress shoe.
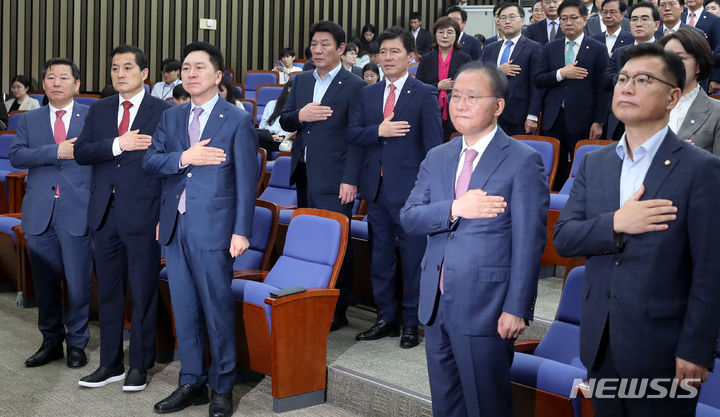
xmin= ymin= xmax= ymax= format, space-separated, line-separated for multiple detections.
xmin=25 ymin=343 xmax=63 ymax=367
xmin=123 ymin=368 xmax=147 ymax=392
xmin=66 ymin=347 xmax=87 ymax=368
xmin=78 ymin=365 xmax=125 ymax=388
xmin=330 ymin=314 xmax=349 ymax=332
xmin=154 ymin=384 xmax=209 ymax=414
xmin=400 ymin=326 xmax=420 ymax=349
xmin=209 ymin=391 xmax=233 ymax=417
xmin=355 ymin=320 xmax=400 ymax=341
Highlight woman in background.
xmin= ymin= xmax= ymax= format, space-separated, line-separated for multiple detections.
xmin=259 ymin=80 xmax=294 ymax=153
xmin=5 ymin=75 xmax=40 ymax=113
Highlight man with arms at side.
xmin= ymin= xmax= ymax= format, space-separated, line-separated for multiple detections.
xmin=446 ymin=6 xmax=483 ymax=59
xmin=586 ymin=0 xmax=632 ymax=35
xmin=400 ymin=62 xmax=548 ymax=417
xmin=590 ymin=0 xmax=635 ymax=54
xmin=536 ymin=0 xmax=609 ymax=188
xmin=480 ymin=2 xmax=544 ymax=136
xmin=9 ymin=58 xmax=93 ymax=370
xmin=144 ymin=42 xmax=257 ymax=417
xmin=525 ymin=0 xmax=564 ymax=45
xmin=75 ymin=45 xmax=172 ymax=391
xmin=280 ymin=21 xmax=365 ymax=331
xmin=348 ymin=27 xmax=443 ymax=349
xmin=554 ymin=43 xmax=720 ymax=416
xmin=410 ymin=12 xmax=432 ymax=55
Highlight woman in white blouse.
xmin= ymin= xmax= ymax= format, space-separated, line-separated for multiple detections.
xmin=5 ymin=75 xmax=41 ymax=113
xmin=661 ymin=28 xmax=720 ymax=157
xmin=259 ymin=80 xmax=294 ymax=142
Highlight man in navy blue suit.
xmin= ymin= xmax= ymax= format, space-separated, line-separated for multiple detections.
xmin=590 ymin=0 xmax=636 ymax=54
xmin=655 ymin=0 xmax=707 ymax=39
xmin=401 ymin=62 xmax=548 ymax=417
xmin=554 ymin=43 xmax=720 ymax=416
xmin=9 ymin=58 xmax=93 ymax=370
xmin=536 ymin=0 xmax=609 ymax=189
xmin=681 ymin=0 xmax=720 ymax=90
xmin=348 ymin=27 xmax=443 ymax=349
xmin=145 ymin=42 xmax=257 ymax=417
xmin=480 ymin=2 xmax=544 ymax=136
xmin=75 ymin=45 xmax=172 ymax=391
xmin=446 ymin=6 xmax=483 ymax=59
xmin=525 ymin=0 xmax=564 ymax=44
xmin=280 ymin=21 xmax=365 ymax=331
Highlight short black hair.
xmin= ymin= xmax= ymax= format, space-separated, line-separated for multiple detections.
xmin=362 ymin=63 xmax=380 ymax=77
xmin=100 ymin=83 xmax=117 ymax=98
xmin=304 ymin=45 xmax=312 ymax=59
xmin=368 ymin=41 xmax=380 ymax=55
xmin=446 ymin=5 xmax=468 ymax=22
xmin=620 ymin=42 xmax=685 ymax=89
xmin=627 ymin=1 xmax=661 ymax=22
xmin=601 ymin=0 xmax=628 ymax=13
xmin=410 ymin=11 xmax=422 ymax=21
xmin=705 ymin=0 xmax=720 ymax=6
xmin=172 ymin=84 xmax=190 ymax=100
xmin=41 ymin=58 xmax=81 ymax=80
xmin=343 ymin=41 xmax=359 ymax=55
xmin=160 ymin=58 xmax=181 ymax=73
xmin=182 ymin=42 xmax=224 ymax=72
xmin=498 ymin=2 xmax=526 ymax=18
xmin=280 ymin=47 xmax=296 ymax=58
xmin=309 ymin=21 xmax=346 ymax=49
xmin=454 ymin=61 xmax=509 ymax=100
xmin=660 ymin=28 xmax=713 ymax=82
xmin=558 ymin=0 xmax=588 ymax=16
xmin=377 ymin=26 xmax=416 ymax=55
xmin=10 ymin=75 xmax=31 ymax=89
xmin=110 ymin=45 xmax=148 ymax=70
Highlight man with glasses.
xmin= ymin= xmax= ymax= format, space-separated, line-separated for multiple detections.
xmin=588 ymin=0 xmax=634 ymax=53
xmin=525 ymin=0 xmax=564 ymax=45
xmin=655 ymin=0 xmax=707 ymax=38
xmin=446 ymin=5 xmax=483 ymax=59
xmin=480 ymin=2 xmax=545 ymax=136
xmin=536 ymin=0 xmax=609 ymax=189
xmin=554 ymin=42 xmax=720 ymax=416
xmin=401 ymin=60 xmax=548 ymax=417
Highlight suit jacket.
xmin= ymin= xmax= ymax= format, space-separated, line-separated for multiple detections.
xmin=5 ymin=96 xmax=41 ymax=112
xmin=143 ymin=98 xmax=258 ymax=249
xmin=535 ymin=36 xmax=610 ymax=134
xmin=554 ymin=131 xmax=720 ymax=376
xmin=584 ymin=15 xmax=631 ymax=36
xmin=8 ymin=103 xmax=92 ymax=236
xmin=485 ymin=35 xmax=500 ymax=46
xmin=400 ymin=131 xmax=548 ymax=335
xmin=524 ymin=18 xmax=564 ymax=45
xmin=415 ymin=49 xmax=473 ymax=89
xmin=279 ymin=67 xmax=365 ymax=194
xmin=75 ymin=93 xmax=171 ymax=233
xmin=350 ymin=65 xmax=363 ymax=78
xmin=480 ymin=36 xmax=545 ymax=127
xmin=347 ymin=76 xmax=443 ymax=204
xmin=681 ymin=9 xmax=720 ymax=81
xmin=415 ymin=28 xmax=432 ymax=55
xmin=654 ymin=22 xmax=706 ymax=42
xmin=675 ymin=89 xmax=720 ymax=157
xmin=590 ymin=29 xmax=635 ymax=54
xmin=458 ymin=32 xmax=482 ymax=60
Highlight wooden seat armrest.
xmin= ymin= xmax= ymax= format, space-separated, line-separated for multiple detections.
xmin=277 ymin=205 xmax=297 ymax=210
xmin=514 ymin=339 xmax=541 ymax=354
xmin=233 ymin=270 xmax=269 ymax=281
xmin=2 ymin=213 xmax=22 ymax=219
xmin=6 ymin=171 xmax=28 ymax=180
xmin=264 ymin=288 xmax=339 ymax=306
xmin=351 ymin=214 xmax=365 ymax=221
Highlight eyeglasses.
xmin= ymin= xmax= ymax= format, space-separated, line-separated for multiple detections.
xmin=450 ymin=93 xmax=497 ymax=105
xmin=498 ymin=14 xmax=521 ymax=22
xmin=613 ymin=72 xmax=678 ymax=89
xmin=560 ymin=15 xmax=583 ymax=22
xmin=345 ymin=51 xmax=358 ymax=57
xmin=601 ymin=10 xmax=620 ymax=16
xmin=658 ymin=1 xmax=680 ymax=8
xmin=630 ymin=15 xmax=654 ymax=22
xmin=542 ymin=0 xmax=560 ymax=4
xmin=436 ymin=30 xmax=456 ymax=37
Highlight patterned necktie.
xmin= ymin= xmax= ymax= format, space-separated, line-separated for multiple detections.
xmin=689 ymin=12 xmax=696 ymax=26
xmin=383 ymin=84 xmax=396 ymax=119
xmin=178 ymin=107 xmax=204 ymax=214
xmin=565 ymin=41 xmax=576 ymax=66
xmin=54 ymin=110 xmax=66 ymax=144
xmin=440 ymin=148 xmax=480 ymax=294
xmin=499 ymin=40 xmax=514 ymax=65
xmin=550 ymin=21 xmax=557 ymax=41
xmin=118 ymin=101 xmax=133 ymax=136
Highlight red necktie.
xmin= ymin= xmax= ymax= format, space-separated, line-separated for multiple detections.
xmin=689 ymin=12 xmax=696 ymax=26
xmin=383 ymin=84 xmax=396 ymax=119
xmin=54 ymin=110 xmax=67 ymax=197
xmin=118 ymin=101 xmax=133 ymax=136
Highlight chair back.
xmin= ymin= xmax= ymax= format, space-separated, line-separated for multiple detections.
xmin=239 ymin=99 xmax=257 ymax=124
xmin=571 ymin=140 xmax=613 ymax=178
xmin=0 ymin=133 xmax=15 ymax=159
xmin=256 ymin=148 xmax=267 ymax=196
xmin=223 ymin=68 xmax=235 ymax=82
xmin=233 ymin=200 xmax=279 ymax=271
xmin=255 ymin=84 xmax=284 ymax=124
xmin=698 ymin=338 xmax=720 ymax=409
xmin=74 ymin=94 xmax=100 ymax=107
xmin=233 ymin=83 xmax=246 ymax=99
xmin=243 ymin=71 xmax=279 ymax=100
xmin=28 ymin=93 xmax=45 ymax=103
xmin=514 ymin=135 xmax=560 ymax=189
xmin=259 ymin=157 xmax=297 ymax=207
xmin=7 ymin=112 xmax=26 ymax=131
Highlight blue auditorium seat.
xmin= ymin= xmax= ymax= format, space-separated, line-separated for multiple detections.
xmin=698 ymin=333 xmax=720 ymax=416
xmin=243 ymin=71 xmax=278 ymax=101
xmin=255 ymin=85 xmax=283 ymax=124
xmin=258 ymin=156 xmax=296 ymax=208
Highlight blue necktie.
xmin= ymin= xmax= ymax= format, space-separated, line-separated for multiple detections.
xmin=499 ymin=40 xmax=513 ymax=65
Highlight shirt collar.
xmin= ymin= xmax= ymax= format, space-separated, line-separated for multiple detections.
xmin=313 ymin=62 xmax=343 ymax=82
xmin=121 ymin=89 xmax=145 ymax=109
xmin=616 ymin=125 xmax=668 ymax=162
xmin=190 ymin=93 xmax=220 ymax=116
xmin=547 ymin=17 xmax=560 ymax=25
xmin=385 ymin=72 xmax=409 ymax=93
xmin=634 ymin=37 xmax=655 ymax=45
xmin=505 ymin=33 xmax=522 ymax=45
xmin=665 ymin=21 xmax=682 ymax=32
xmin=461 ymin=125 xmax=498 ymax=155
xmin=606 ymin=27 xmax=621 ymax=37
xmin=412 ymin=28 xmax=420 ymax=35
xmin=688 ymin=8 xmax=703 ymax=18
xmin=48 ymin=100 xmax=74 ymax=115
xmin=566 ymin=33 xmax=584 ymax=45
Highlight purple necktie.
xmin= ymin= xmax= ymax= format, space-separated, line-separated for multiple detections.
xmin=178 ymin=107 xmax=204 ymax=214
xmin=440 ymin=148 xmax=480 ymax=293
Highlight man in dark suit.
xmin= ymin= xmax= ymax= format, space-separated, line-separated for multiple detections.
xmin=75 ymin=45 xmax=171 ymax=391
xmin=585 ymin=0 xmax=631 ymax=35
xmin=401 ymin=61 xmax=548 ymax=417
xmin=655 ymin=0 xmax=707 ymax=39
xmin=681 ymin=0 xmax=720 ymax=89
xmin=9 ymin=58 xmax=93 ymax=370
xmin=447 ymin=5 xmax=483 ymax=59
xmin=410 ymin=12 xmax=432 ymax=55
xmin=590 ymin=0 xmax=635 ymax=54
xmin=280 ymin=21 xmax=365 ymax=331
xmin=480 ymin=3 xmax=544 ymax=136
xmin=554 ymin=43 xmax=720 ymax=416
xmin=536 ymin=0 xmax=609 ymax=188
xmin=525 ymin=0 xmax=564 ymax=44
xmin=347 ymin=27 xmax=443 ymax=349
xmin=144 ymin=42 xmax=257 ymax=417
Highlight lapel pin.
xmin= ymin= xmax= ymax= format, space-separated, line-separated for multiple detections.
xmin=690 ymin=120 xmax=695 ymax=124
xmin=407 ymin=90 xmax=411 ymax=94
xmin=586 ymin=45 xmax=590 ymax=49
xmin=219 ymin=114 xmax=224 ymax=118
xmin=76 ymin=113 xmax=80 ymax=117
xmin=665 ymin=160 xmax=671 ymax=166
xmin=338 ymin=81 xmax=342 ymax=85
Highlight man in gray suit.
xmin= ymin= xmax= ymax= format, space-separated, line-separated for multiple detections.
xmin=585 ymin=0 xmax=631 ymax=35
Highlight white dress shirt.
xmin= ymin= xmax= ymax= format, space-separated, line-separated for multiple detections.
xmin=412 ymin=28 xmax=420 ymax=40
xmin=663 ymin=21 xmax=682 ymax=35
xmin=556 ymin=33 xmax=584 ymax=81
xmin=546 ymin=18 xmax=561 ymax=41
xmin=48 ymin=101 xmax=74 ymax=138
xmin=604 ymin=27 xmax=623 ymax=54
xmin=112 ymin=89 xmax=145 ymax=156
xmin=383 ymin=72 xmax=409 ymax=114
xmin=151 ymin=79 xmax=182 ymax=100
xmin=669 ymin=84 xmax=701 ymax=134
xmin=685 ymin=8 xmax=703 ymax=26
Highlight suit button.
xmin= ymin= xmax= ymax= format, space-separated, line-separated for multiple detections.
xmin=382 ymin=140 xmax=387 ymax=145
xmin=306 ymin=131 xmax=310 ymax=134
xmin=116 ymin=164 xmax=120 ymax=168
xmin=606 ymin=291 xmax=611 ymax=298
xmin=187 ymin=172 xmax=192 ymax=178
xmin=614 ymin=258 xmax=621 ymax=266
